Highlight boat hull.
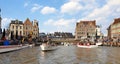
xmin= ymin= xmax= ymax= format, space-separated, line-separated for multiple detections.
xmin=77 ymin=45 xmax=98 ymax=48
xmin=0 ymin=45 xmax=28 ymax=53
xmin=96 ymin=42 xmax=102 ymax=46
xmin=40 ymin=45 xmax=56 ymax=51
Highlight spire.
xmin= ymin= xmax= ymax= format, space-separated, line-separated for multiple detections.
xmin=0 ymin=8 xmax=1 ymax=17
xmin=0 ymin=8 xmax=2 ymax=34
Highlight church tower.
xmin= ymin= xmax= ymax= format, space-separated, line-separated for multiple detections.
xmin=0 ymin=8 xmax=2 ymax=34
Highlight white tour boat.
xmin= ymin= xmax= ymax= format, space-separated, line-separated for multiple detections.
xmin=40 ymin=43 xmax=57 ymax=51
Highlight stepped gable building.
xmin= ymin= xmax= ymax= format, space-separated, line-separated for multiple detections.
xmin=75 ymin=20 xmax=96 ymax=39
xmin=9 ymin=19 xmax=23 ymax=39
xmin=9 ymin=18 xmax=39 ymax=39
xmin=109 ymin=18 xmax=120 ymax=38
xmin=23 ymin=18 xmax=39 ymax=38
xmin=23 ymin=18 xmax=33 ymax=37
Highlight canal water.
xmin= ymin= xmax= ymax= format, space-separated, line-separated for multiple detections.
xmin=0 ymin=46 xmax=120 ymax=64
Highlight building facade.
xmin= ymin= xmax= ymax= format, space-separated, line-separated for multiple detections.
xmin=110 ymin=18 xmax=120 ymax=38
xmin=9 ymin=20 xmax=23 ymax=39
xmin=96 ymin=25 xmax=103 ymax=39
xmin=9 ymin=18 xmax=39 ymax=39
xmin=107 ymin=25 xmax=111 ymax=38
xmin=23 ymin=18 xmax=33 ymax=37
xmin=33 ymin=20 xmax=39 ymax=38
xmin=75 ymin=20 xmax=96 ymax=39
xmin=23 ymin=18 xmax=39 ymax=38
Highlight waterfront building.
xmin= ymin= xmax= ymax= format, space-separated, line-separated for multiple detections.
xmin=75 ymin=20 xmax=96 ymax=40
xmin=109 ymin=18 xmax=120 ymax=38
xmin=107 ymin=25 xmax=111 ymax=38
xmin=9 ymin=20 xmax=23 ymax=39
xmin=9 ymin=18 xmax=39 ymax=39
xmin=49 ymin=32 xmax=74 ymax=38
xmin=96 ymin=25 xmax=103 ymax=39
xmin=23 ymin=18 xmax=39 ymax=38
xmin=23 ymin=18 xmax=33 ymax=38
xmin=33 ymin=20 xmax=39 ymax=38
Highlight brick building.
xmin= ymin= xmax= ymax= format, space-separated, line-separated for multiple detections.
xmin=75 ymin=20 xmax=97 ymax=39
xmin=109 ymin=18 xmax=120 ymax=38
xmin=23 ymin=18 xmax=39 ymax=38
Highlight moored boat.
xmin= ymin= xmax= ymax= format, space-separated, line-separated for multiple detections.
xmin=0 ymin=45 xmax=29 ymax=53
xmin=77 ymin=44 xmax=98 ymax=48
xmin=96 ymin=42 xmax=102 ymax=46
xmin=77 ymin=42 xmax=99 ymax=48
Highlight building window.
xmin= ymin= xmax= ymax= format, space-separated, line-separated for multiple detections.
xmin=12 ymin=26 xmax=14 ymax=29
xmin=20 ymin=31 xmax=22 ymax=35
xmin=20 ymin=26 xmax=22 ymax=29
xmin=16 ymin=26 xmax=18 ymax=29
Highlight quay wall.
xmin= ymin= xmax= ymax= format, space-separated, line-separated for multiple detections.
xmin=51 ymin=38 xmax=120 ymax=47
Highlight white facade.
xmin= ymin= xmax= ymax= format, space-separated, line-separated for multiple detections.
xmin=10 ymin=24 xmax=23 ymax=36
xmin=9 ymin=20 xmax=24 ymax=39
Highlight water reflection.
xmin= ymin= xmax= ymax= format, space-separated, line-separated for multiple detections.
xmin=76 ymin=46 xmax=120 ymax=64
xmin=0 ymin=46 xmax=120 ymax=64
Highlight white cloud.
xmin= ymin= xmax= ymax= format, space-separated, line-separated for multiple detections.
xmin=1 ymin=18 xmax=13 ymax=29
xmin=78 ymin=0 xmax=120 ymax=35
xmin=44 ymin=18 xmax=76 ymax=32
xmin=44 ymin=18 xmax=76 ymax=26
xmin=31 ymin=4 xmax=42 ymax=12
xmin=83 ymin=0 xmax=120 ymax=23
xmin=44 ymin=19 xmax=54 ymax=25
xmin=69 ymin=0 xmax=80 ymax=2
xmin=61 ymin=1 xmax=82 ymax=14
xmin=41 ymin=6 xmax=57 ymax=14
xmin=24 ymin=2 xmax=28 ymax=7
xmin=60 ymin=0 xmax=99 ymax=15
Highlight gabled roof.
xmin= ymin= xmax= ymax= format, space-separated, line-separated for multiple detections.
xmin=77 ymin=20 xmax=96 ymax=26
xmin=112 ymin=18 xmax=120 ymax=25
xmin=24 ymin=18 xmax=32 ymax=25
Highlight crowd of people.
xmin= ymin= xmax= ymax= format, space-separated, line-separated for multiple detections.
xmin=0 ymin=35 xmax=35 ymax=46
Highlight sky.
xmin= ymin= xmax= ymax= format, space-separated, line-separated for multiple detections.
xmin=0 ymin=0 xmax=120 ymax=36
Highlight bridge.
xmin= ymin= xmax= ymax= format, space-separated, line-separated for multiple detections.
xmin=51 ymin=38 xmax=79 ymax=43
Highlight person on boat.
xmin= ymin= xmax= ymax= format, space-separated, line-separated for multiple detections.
xmin=86 ymin=43 xmax=90 ymax=46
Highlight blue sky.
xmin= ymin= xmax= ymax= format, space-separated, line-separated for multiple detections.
xmin=0 ymin=0 xmax=120 ymax=36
